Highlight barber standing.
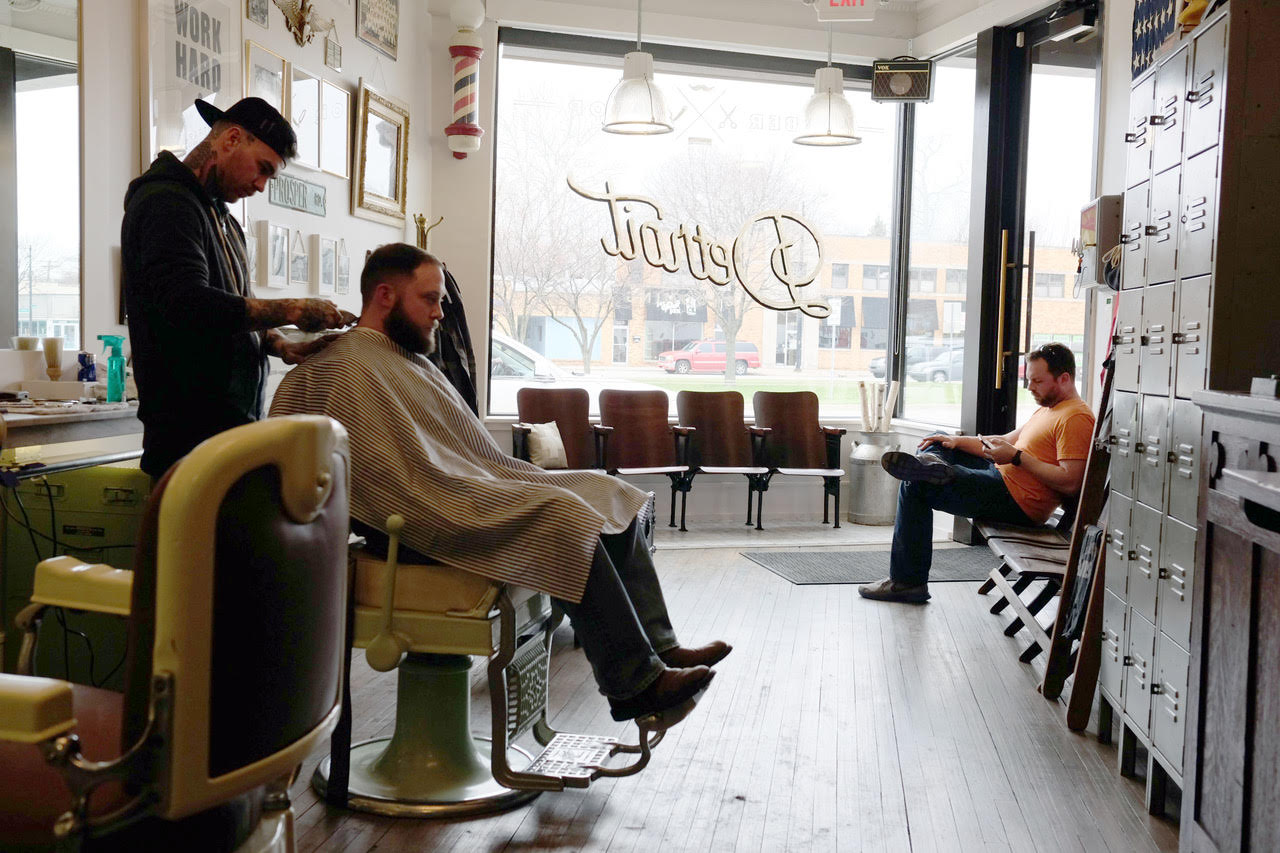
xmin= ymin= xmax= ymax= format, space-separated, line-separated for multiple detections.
xmin=122 ymin=97 xmax=357 ymax=477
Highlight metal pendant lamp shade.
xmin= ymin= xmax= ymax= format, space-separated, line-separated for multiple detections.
xmin=603 ymin=1 xmax=673 ymax=135
xmin=794 ymin=66 xmax=861 ymax=146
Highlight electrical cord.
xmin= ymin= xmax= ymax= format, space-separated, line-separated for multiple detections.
xmin=0 ymin=491 xmax=136 ymax=553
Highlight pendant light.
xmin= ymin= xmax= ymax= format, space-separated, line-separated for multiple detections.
xmin=793 ymin=26 xmax=861 ymax=147
xmin=602 ymin=0 xmax=673 ymax=135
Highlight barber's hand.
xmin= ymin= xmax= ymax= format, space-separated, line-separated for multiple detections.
xmin=918 ymin=434 xmax=958 ymax=451
xmin=288 ymin=299 xmax=358 ymax=332
xmin=982 ymin=436 xmax=1019 ymax=464
xmin=277 ymin=333 xmax=343 ymax=365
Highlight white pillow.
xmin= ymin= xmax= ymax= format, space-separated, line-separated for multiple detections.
xmin=527 ymin=421 xmax=569 ymax=469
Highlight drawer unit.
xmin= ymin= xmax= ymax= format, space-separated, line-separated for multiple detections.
xmin=1185 ymin=14 xmax=1227 ymax=158
xmin=1106 ymin=492 xmax=1133 ymax=597
xmin=1151 ymin=632 xmax=1190 ymax=772
xmin=1137 ymin=393 xmax=1170 ymax=509
xmin=1111 ymin=390 xmax=1140 ymax=498
xmin=1146 ymin=168 xmax=1180 ymax=286
xmin=1100 ymin=589 xmax=1128 ymax=703
xmin=1121 ymin=181 xmax=1149 ymax=289
xmin=1178 ymin=149 xmax=1218 ymax=279
xmin=1158 ymin=516 xmax=1197 ymax=649
xmin=1139 ymin=283 xmax=1175 ymax=396
xmin=1167 ymin=398 xmax=1203 ymax=524
xmin=1126 ymin=72 xmax=1155 ymax=186
xmin=1173 ymin=275 xmax=1210 ymax=398
xmin=1151 ymin=46 xmax=1189 ymax=175
xmin=1129 ymin=500 xmax=1162 ymax=624
xmin=1125 ymin=607 xmax=1158 ymax=734
xmin=1115 ymin=289 xmax=1143 ymax=392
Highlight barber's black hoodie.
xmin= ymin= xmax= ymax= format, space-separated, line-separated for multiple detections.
xmin=122 ymin=151 xmax=266 ymax=478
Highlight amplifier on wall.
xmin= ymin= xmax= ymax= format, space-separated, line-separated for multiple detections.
xmin=871 ymin=57 xmax=934 ymax=103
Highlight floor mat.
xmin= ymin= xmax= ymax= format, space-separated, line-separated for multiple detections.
xmin=741 ymin=546 xmax=995 ymax=585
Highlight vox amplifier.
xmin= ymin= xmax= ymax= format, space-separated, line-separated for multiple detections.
xmin=871 ymin=57 xmax=934 ymax=103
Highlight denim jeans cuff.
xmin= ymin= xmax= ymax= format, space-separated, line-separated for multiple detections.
xmin=605 ymin=658 xmax=664 ymax=701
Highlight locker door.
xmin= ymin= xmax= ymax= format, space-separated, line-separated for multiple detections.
xmin=1140 ymin=283 xmax=1175 ymax=396
xmin=1115 ymin=288 xmax=1142 ymax=392
xmin=1130 ymin=500 xmax=1162 ymax=624
xmin=1125 ymin=608 xmax=1157 ymax=734
xmin=1178 ymin=149 xmax=1219 ymax=279
xmin=1185 ymin=14 xmax=1227 ymax=158
xmin=1151 ymin=633 xmax=1190 ymax=773
xmin=1159 ymin=516 xmax=1197 ymax=649
xmin=1121 ymin=182 xmax=1149 ymax=290
xmin=1174 ymin=275 xmax=1211 ymax=399
xmin=1106 ymin=492 xmax=1134 ymax=597
xmin=1101 ymin=590 xmax=1128 ymax=703
xmin=1151 ymin=47 xmax=1189 ymax=175
xmin=1126 ymin=72 xmax=1156 ymax=187
xmin=1137 ymin=393 xmax=1170 ymax=509
xmin=1167 ymin=399 xmax=1203 ymax=524
xmin=1111 ymin=390 xmax=1140 ymax=498
xmin=1146 ymin=167 xmax=1180 ymax=286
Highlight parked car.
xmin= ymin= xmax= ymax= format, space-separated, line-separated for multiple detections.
xmin=909 ymin=348 xmax=965 ymax=382
xmin=868 ymin=344 xmax=948 ymax=379
xmin=487 ymin=332 xmax=664 ymax=416
xmin=657 ymin=340 xmax=761 ymax=375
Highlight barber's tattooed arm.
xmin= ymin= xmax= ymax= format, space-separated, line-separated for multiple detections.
xmin=245 ymin=297 xmax=357 ymax=333
xmin=264 ymin=328 xmax=344 ymax=364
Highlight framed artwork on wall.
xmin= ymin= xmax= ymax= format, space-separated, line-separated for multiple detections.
xmin=245 ymin=40 xmax=286 ymax=113
xmin=312 ymin=235 xmax=337 ymax=294
xmin=324 ymin=34 xmax=343 ymax=72
xmin=290 ymin=230 xmax=309 ymax=287
xmin=244 ymin=216 xmax=258 ymax=286
xmin=290 ymin=66 xmax=320 ymax=170
xmin=356 ymin=0 xmax=398 ymax=60
xmin=246 ymin=0 xmax=269 ymax=29
xmin=352 ymin=79 xmax=409 ymax=225
xmin=336 ymin=240 xmax=350 ymax=295
xmin=320 ymin=79 xmax=350 ymax=178
xmin=264 ymin=221 xmax=289 ymax=288
xmin=140 ymin=0 xmax=243 ymax=166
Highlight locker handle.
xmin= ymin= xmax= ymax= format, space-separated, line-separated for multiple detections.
xmin=1186 ymin=83 xmax=1213 ymax=102
xmin=1149 ymin=114 xmax=1166 ymax=126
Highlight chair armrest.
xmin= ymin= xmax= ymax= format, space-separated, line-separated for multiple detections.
xmin=748 ymin=427 xmax=771 ymax=467
xmin=0 ymin=673 xmax=75 ymax=743
xmin=32 ymin=556 xmax=132 ymax=616
xmin=820 ymin=426 xmax=846 ymax=437
xmin=511 ymin=423 xmax=532 ymax=462
xmin=671 ymin=425 xmax=695 ymax=467
xmin=821 ymin=427 xmax=846 ymax=470
xmin=592 ymin=424 xmax=613 ymax=469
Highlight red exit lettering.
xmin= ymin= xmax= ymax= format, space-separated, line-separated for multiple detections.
xmin=830 ymin=0 xmax=866 ymax=6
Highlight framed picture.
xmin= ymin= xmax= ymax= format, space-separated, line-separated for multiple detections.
xmin=312 ymin=235 xmax=337 ymax=294
xmin=245 ymin=40 xmax=286 ymax=113
xmin=324 ymin=34 xmax=343 ymax=72
xmin=244 ymin=216 xmax=258 ymax=286
xmin=290 ymin=66 xmax=320 ymax=170
xmin=356 ymin=0 xmax=398 ymax=60
xmin=290 ymin=230 xmax=309 ymax=287
xmin=246 ymin=0 xmax=268 ymax=29
xmin=140 ymin=0 xmax=242 ymax=166
xmin=352 ymin=80 xmax=409 ymax=225
xmin=264 ymin=221 xmax=289 ymax=288
xmin=320 ymin=80 xmax=350 ymax=178
xmin=336 ymin=240 xmax=350 ymax=295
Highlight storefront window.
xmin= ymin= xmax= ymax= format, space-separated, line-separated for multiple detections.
xmin=491 ymin=43 xmax=897 ymax=417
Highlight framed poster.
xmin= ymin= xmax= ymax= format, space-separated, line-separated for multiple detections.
xmin=356 ymin=0 xmax=398 ymax=60
xmin=264 ymin=221 xmax=289 ymax=288
xmin=312 ymin=235 xmax=337 ymax=294
xmin=336 ymin=240 xmax=350 ymax=295
xmin=352 ymin=80 xmax=409 ymax=225
xmin=290 ymin=230 xmax=309 ymax=287
xmin=140 ymin=0 xmax=242 ymax=166
xmin=246 ymin=0 xmax=269 ymax=29
xmin=244 ymin=216 xmax=258 ymax=286
xmin=245 ymin=40 xmax=286 ymax=112
xmin=290 ymin=65 xmax=320 ymax=170
xmin=320 ymin=79 xmax=350 ymax=178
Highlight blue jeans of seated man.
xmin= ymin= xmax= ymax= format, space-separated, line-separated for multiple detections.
xmin=889 ymin=439 xmax=1034 ymax=587
xmin=557 ymin=517 xmax=678 ymax=701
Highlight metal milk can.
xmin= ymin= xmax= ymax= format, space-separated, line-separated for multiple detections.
xmin=847 ymin=430 xmax=900 ymax=525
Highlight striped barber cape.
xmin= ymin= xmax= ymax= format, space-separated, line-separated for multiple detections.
xmin=270 ymin=327 xmax=647 ymax=603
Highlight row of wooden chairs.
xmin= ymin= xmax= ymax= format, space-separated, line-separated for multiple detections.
xmin=512 ymin=388 xmax=845 ymax=531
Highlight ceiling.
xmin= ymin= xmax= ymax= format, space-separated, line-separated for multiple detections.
xmin=0 ymin=0 xmax=78 ymax=44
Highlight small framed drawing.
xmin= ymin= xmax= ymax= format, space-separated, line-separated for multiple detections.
xmin=352 ymin=80 xmax=409 ymax=225
xmin=244 ymin=217 xmax=258 ymax=287
xmin=245 ymin=41 xmax=286 ymax=113
xmin=320 ymin=80 xmax=350 ymax=178
xmin=336 ymin=240 xmax=350 ymax=295
xmin=290 ymin=66 xmax=320 ymax=170
xmin=312 ymin=235 xmax=337 ymax=295
xmin=246 ymin=0 xmax=269 ymax=29
xmin=264 ymin=221 xmax=289 ymax=289
xmin=290 ymin=230 xmax=309 ymax=288
xmin=324 ymin=34 xmax=343 ymax=73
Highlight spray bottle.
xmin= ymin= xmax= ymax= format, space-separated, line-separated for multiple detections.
xmin=97 ymin=334 xmax=126 ymax=403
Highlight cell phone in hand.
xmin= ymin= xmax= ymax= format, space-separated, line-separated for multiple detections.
xmin=980 ymin=437 xmax=994 ymax=450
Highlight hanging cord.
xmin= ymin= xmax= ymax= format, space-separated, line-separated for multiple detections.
xmin=636 ymin=0 xmax=643 ymax=50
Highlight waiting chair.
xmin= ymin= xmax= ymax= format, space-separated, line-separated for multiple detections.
xmin=598 ymin=390 xmax=695 ymax=531
xmin=511 ymin=387 xmax=607 ymax=470
xmin=675 ymin=391 xmax=772 ymax=530
xmin=751 ymin=391 xmax=847 ymax=528
xmin=314 ymin=515 xmax=675 ymax=818
xmin=0 ymin=415 xmax=351 ymax=853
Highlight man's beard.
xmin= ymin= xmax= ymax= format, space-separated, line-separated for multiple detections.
xmin=384 ymin=301 xmax=437 ymax=355
xmin=1033 ymin=387 xmax=1062 ymax=408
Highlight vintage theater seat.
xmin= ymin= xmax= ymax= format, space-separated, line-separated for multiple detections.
xmin=675 ymin=390 xmax=771 ymax=530
xmin=0 ymin=415 xmax=350 ymax=853
xmin=313 ymin=515 xmax=678 ymax=818
xmin=751 ymin=391 xmax=847 ymax=528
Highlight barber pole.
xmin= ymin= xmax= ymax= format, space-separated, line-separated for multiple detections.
xmin=445 ymin=1 xmax=485 ymax=159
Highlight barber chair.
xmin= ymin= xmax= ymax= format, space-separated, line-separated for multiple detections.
xmin=0 ymin=415 xmax=351 ymax=853
xmin=313 ymin=515 xmax=675 ymax=818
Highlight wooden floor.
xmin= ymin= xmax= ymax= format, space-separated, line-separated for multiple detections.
xmin=291 ymin=545 xmax=1181 ymax=852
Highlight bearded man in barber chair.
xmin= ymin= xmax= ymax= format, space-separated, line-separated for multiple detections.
xmin=859 ymin=342 xmax=1095 ymax=603
xmin=271 ymin=243 xmax=730 ymax=723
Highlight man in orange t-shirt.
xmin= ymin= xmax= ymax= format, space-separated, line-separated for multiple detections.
xmin=860 ymin=343 xmax=1095 ymax=603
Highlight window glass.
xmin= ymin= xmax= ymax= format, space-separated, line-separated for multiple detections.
xmin=908 ymin=267 xmax=937 ymax=293
xmin=1033 ymin=271 xmax=1065 ymax=298
xmin=491 ymin=46 xmax=897 ymax=417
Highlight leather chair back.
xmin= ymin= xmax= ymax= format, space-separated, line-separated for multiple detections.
xmin=598 ymin=389 xmax=673 ymax=470
xmin=516 ymin=387 xmax=596 ymax=468
xmin=753 ymin=391 xmax=827 ymax=468
xmin=676 ymin=391 xmax=754 ymax=468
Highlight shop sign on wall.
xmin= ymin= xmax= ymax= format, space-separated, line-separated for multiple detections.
xmin=268 ymin=173 xmax=327 ymax=217
xmin=567 ymin=178 xmax=830 ymax=318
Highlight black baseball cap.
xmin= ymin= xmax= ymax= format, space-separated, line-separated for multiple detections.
xmin=195 ymin=97 xmax=298 ymax=161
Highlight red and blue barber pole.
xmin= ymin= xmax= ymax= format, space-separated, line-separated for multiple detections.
xmin=445 ymin=1 xmax=485 ymax=159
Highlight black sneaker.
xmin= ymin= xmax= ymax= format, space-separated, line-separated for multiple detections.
xmin=881 ymin=451 xmax=957 ymax=485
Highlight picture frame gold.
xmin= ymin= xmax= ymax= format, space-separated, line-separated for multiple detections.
xmin=289 ymin=65 xmax=320 ymax=170
xmin=351 ymin=79 xmax=409 ymax=225
xmin=244 ymin=39 xmax=287 ymax=113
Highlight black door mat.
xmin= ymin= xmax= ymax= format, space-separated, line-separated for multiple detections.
xmin=741 ymin=546 xmax=995 ymax=585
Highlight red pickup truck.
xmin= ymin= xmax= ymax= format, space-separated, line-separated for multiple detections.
xmin=657 ymin=340 xmax=761 ymax=375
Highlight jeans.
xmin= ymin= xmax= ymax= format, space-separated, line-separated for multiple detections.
xmin=889 ymin=440 xmax=1033 ymax=586
xmin=555 ymin=517 xmax=676 ymax=700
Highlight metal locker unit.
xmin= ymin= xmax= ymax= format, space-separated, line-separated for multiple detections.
xmin=1151 ymin=46 xmax=1189 ymax=175
xmin=1184 ymin=14 xmax=1227 ymax=159
xmin=1111 ymin=391 xmax=1140 ymax=498
xmin=1173 ymin=275 xmax=1210 ymax=398
xmin=1137 ymin=394 xmax=1170 ymax=509
xmin=1178 ymin=149 xmax=1218 ymax=280
xmin=1129 ymin=500 xmax=1162 ymax=625
xmin=1115 ymin=290 xmax=1143 ymax=391
xmin=1139 ymin=283 xmax=1175 ymax=395
xmin=1151 ymin=633 xmax=1190 ymax=773
xmin=1101 ymin=590 xmax=1128 ymax=703
xmin=1106 ymin=492 xmax=1133 ymax=597
xmin=1146 ymin=168 xmax=1181 ymax=286
xmin=1126 ymin=73 xmax=1155 ymax=186
xmin=1167 ymin=399 xmax=1203 ymax=524
xmin=1158 ymin=517 xmax=1197 ymax=650
xmin=1125 ymin=608 xmax=1158 ymax=736
xmin=1121 ymin=182 xmax=1149 ymax=289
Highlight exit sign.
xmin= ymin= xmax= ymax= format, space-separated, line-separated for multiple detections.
xmin=815 ymin=0 xmax=877 ymax=22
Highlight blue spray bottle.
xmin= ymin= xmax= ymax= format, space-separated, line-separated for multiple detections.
xmin=97 ymin=334 xmax=126 ymax=403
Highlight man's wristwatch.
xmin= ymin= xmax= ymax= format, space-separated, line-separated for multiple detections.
xmin=1011 ymin=449 xmax=1023 ymax=467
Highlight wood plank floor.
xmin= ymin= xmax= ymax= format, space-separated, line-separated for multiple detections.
xmin=290 ymin=546 xmax=1180 ymax=852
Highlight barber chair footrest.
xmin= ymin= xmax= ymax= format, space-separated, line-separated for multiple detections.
xmin=523 ymin=733 xmax=621 ymax=788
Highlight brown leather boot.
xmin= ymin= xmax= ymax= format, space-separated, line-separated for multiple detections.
xmin=609 ymin=665 xmax=715 ymax=722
